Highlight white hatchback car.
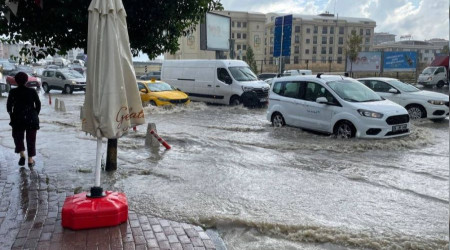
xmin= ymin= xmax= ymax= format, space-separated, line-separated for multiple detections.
xmin=358 ymin=77 xmax=449 ymax=122
xmin=267 ymin=75 xmax=411 ymax=138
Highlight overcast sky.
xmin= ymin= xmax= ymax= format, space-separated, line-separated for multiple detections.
xmin=220 ymin=0 xmax=449 ymax=41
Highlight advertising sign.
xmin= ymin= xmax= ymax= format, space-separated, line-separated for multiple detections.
xmin=383 ymin=51 xmax=417 ymax=72
xmin=273 ymin=15 xmax=293 ymax=57
xmin=200 ymin=12 xmax=231 ymax=51
xmin=346 ymin=52 xmax=382 ymax=72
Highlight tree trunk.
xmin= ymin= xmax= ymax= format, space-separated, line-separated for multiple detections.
xmin=105 ymin=139 xmax=117 ymax=171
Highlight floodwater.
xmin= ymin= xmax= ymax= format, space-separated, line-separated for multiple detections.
xmin=0 ymin=88 xmax=448 ymax=250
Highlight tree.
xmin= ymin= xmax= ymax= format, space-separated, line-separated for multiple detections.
xmin=245 ymin=46 xmax=258 ymax=74
xmin=0 ymin=0 xmax=222 ymax=59
xmin=442 ymin=45 xmax=449 ymax=54
xmin=346 ymin=33 xmax=363 ymax=76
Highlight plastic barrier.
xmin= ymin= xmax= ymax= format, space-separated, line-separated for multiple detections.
xmin=150 ymin=130 xmax=171 ymax=149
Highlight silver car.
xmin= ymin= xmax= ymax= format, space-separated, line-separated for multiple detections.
xmin=41 ymin=69 xmax=86 ymax=94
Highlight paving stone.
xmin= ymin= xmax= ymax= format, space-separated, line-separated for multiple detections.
xmin=185 ymin=228 xmax=199 ymax=238
xmin=168 ymin=234 xmax=179 ymax=243
xmin=40 ymin=232 xmax=52 ymax=241
xmin=134 ymin=235 xmax=146 ymax=245
xmin=159 ymin=240 xmax=171 ymax=249
xmin=135 ymin=244 xmax=147 ymax=250
xmin=203 ymin=239 xmax=215 ymax=249
xmin=144 ymin=230 xmax=155 ymax=240
xmin=198 ymin=231 xmax=209 ymax=240
xmin=174 ymin=227 xmax=186 ymax=236
xmin=182 ymin=243 xmax=195 ymax=250
xmin=191 ymin=237 xmax=204 ymax=247
xmin=171 ymin=242 xmax=184 ymax=250
xmin=123 ymin=242 xmax=136 ymax=250
xmin=155 ymin=232 xmax=168 ymax=242
xmin=147 ymin=238 xmax=158 ymax=248
xmin=152 ymin=224 xmax=163 ymax=233
xmin=179 ymin=235 xmax=191 ymax=244
xmin=141 ymin=223 xmax=152 ymax=231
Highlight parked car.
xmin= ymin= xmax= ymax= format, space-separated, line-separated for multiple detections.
xmin=162 ymin=60 xmax=269 ymax=106
xmin=16 ymin=65 xmax=37 ymax=76
xmin=41 ymin=69 xmax=86 ymax=94
xmin=267 ymin=75 xmax=411 ymax=139
xmin=140 ymin=71 xmax=161 ymax=80
xmin=0 ymin=59 xmax=16 ymax=74
xmin=357 ymin=77 xmax=449 ymax=122
xmin=283 ymin=69 xmax=312 ymax=76
xmin=68 ymin=64 xmax=85 ymax=75
xmin=417 ymin=66 xmax=448 ymax=88
xmin=137 ymin=80 xmax=190 ymax=106
xmin=6 ymin=71 xmax=41 ymax=89
xmin=258 ymin=72 xmax=278 ymax=80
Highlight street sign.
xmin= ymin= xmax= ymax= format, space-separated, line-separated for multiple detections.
xmin=273 ymin=15 xmax=293 ymax=57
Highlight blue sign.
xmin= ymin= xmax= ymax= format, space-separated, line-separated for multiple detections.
xmin=273 ymin=15 xmax=293 ymax=57
xmin=383 ymin=52 xmax=417 ymax=72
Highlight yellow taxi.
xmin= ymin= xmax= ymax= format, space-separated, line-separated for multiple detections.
xmin=137 ymin=80 xmax=190 ymax=106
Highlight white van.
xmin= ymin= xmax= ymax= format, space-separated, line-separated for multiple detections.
xmin=283 ymin=69 xmax=312 ymax=76
xmin=161 ymin=60 xmax=270 ymax=106
xmin=417 ymin=66 xmax=448 ymax=88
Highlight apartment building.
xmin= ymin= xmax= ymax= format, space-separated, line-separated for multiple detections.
xmin=372 ymin=40 xmax=444 ymax=63
xmin=373 ymin=32 xmax=396 ymax=45
xmin=264 ymin=12 xmax=376 ymax=69
xmin=165 ymin=11 xmax=266 ymax=62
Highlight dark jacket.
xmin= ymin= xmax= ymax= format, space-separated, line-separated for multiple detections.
xmin=6 ymin=86 xmax=41 ymax=130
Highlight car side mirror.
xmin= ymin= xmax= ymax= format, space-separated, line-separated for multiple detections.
xmin=225 ymin=76 xmax=232 ymax=84
xmin=316 ymin=97 xmax=328 ymax=104
xmin=388 ymin=88 xmax=399 ymax=94
xmin=140 ymin=89 xmax=147 ymax=93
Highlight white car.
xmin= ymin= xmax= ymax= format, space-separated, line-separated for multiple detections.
xmin=358 ymin=77 xmax=449 ymax=122
xmin=267 ymin=75 xmax=410 ymax=139
xmin=417 ymin=66 xmax=448 ymax=88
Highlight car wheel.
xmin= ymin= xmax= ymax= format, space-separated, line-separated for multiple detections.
xmin=436 ymin=81 xmax=445 ymax=88
xmin=150 ymin=101 xmax=157 ymax=106
xmin=334 ymin=121 xmax=356 ymax=139
xmin=271 ymin=113 xmax=285 ymax=127
xmin=229 ymin=96 xmax=240 ymax=106
xmin=42 ymin=83 xmax=50 ymax=93
xmin=406 ymin=105 xmax=425 ymax=120
xmin=64 ymin=85 xmax=73 ymax=94
xmin=430 ymin=118 xmax=446 ymax=123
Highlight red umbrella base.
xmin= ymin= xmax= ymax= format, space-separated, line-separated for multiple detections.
xmin=62 ymin=191 xmax=128 ymax=230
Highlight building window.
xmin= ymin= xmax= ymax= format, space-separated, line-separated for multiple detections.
xmin=243 ymin=22 xmax=247 ymax=28
xmin=285 ymin=56 xmax=290 ymax=64
xmin=270 ymin=27 xmax=274 ymax=34
xmin=314 ymin=26 xmax=318 ymax=34
xmin=337 ymin=57 xmax=342 ymax=64
xmin=321 ymin=47 xmax=326 ymax=54
xmin=237 ymin=44 xmax=241 ymax=50
xmin=366 ymin=29 xmax=371 ymax=35
xmin=232 ymin=21 xmax=235 ymax=27
xmin=321 ymin=56 xmax=326 ymax=63
xmin=365 ymin=37 xmax=370 ymax=44
xmin=306 ymin=28 xmax=311 ymax=33
xmin=330 ymin=26 xmax=334 ymax=34
xmin=295 ymin=26 xmax=300 ymax=33
xmin=306 ymin=38 xmax=310 ymax=44
xmin=338 ymin=37 xmax=344 ymax=45
xmin=237 ymin=33 xmax=241 ymax=39
xmin=295 ymin=35 xmax=300 ymax=43
xmin=339 ymin=27 xmax=344 ymax=34
xmin=265 ymin=38 xmax=267 ymax=45
xmin=321 ymin=37 xmax=327 ymax=44
xmin=305 ymin=49 xmax=310 ymax=54
xmin=338 ymin=47 xmax=343 ymax=54
xmin=232 ymin=33 xmax=234 ymax=39
xmin=313 ymin=36 xmax=317 ymax=44
xmin=322 ymin=26 xmax=328 ymax=34
xmin=360 ymin=29 xmax=363 ymax=35
xmin=329 ymin=37 xmax=334 ymax=44
xmin=269 ymin=57 xmax=273 ymax=64
xmin=329 ymin=47 xmax=333 ymax=54
xmin=243 ymin=45 xmax=247 ymax=50
xmin=237 ymin=22 xmax=241 ymax=28
xmin=313 ymin=46 xmax=317 ymax=54
xmin=270 ymin=37 xmax=274 ymax=44
xmin=294 ymin=46 xmax=299 ymax=53
xmin=312 ymin=56 xmax=317 ymax=63
xmin=270 ymin=47 xmax=273 ymax=54
xmin=365 ymin=46 xmax=369 ymax=51
xmin=425 ymin=49 xmax=429 ymax=53
xmin=243 ymin=33 xmax=247 ymax=39
xmin=294 ymin=56 xmax=299 ymax=64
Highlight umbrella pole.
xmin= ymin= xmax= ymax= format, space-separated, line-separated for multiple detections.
xmin=89 ymin=137 xmax=104 ymax=197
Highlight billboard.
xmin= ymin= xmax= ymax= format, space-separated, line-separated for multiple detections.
xmin=200 ymin=12 xmax=231 ymax=51
xmin=273 ymin=15 xmax=292 ymax=57
xmin=346 ymin=52 xmax=382 ymax=72
xmin=383 ymin=51 xmax=417 ymax=72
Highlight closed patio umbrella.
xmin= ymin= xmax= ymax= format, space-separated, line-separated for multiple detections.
xmin=82 ymin=0 xmax=145 ymax=196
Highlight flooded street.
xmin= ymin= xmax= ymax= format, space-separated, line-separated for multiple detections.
xmin=0 ymin=88 xmax=448 ymax=249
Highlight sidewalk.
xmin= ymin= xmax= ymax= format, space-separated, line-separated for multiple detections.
xmin=0 ymin=147 xmax=223 ymax=250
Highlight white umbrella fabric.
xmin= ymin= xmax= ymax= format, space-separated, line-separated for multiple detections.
xmin=82 ymin=0 xmax=145 ymax=194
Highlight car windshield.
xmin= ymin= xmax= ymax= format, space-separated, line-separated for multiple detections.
xmin=422 ymin=67 xmax=437 ymax=75
xmin=386 ymin=79 xmax=419 ymax=92
xmin=229 ymin=66 xmax=257 ymax=82
xmin=146 ymin=82 xmax=175 ymax=92
xmin=327 ymin=79 xmax=383 ymax=102
xmin=61 ymin=70 xmax=84 ymax=78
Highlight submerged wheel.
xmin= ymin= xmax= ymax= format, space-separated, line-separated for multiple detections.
xmin=334 ymin=121 xmax=356 ymax=139
xmin=430 ymin=118 xmax=446 ymax=123
xmin=271 ymin=113 xmax=285 ymax=127
xmin=64 ymin=85 xmax=73 ymax=94
xmin=406 ymin=105 xmax=425 ymax=120
xmin=436 ymin=81 xmax=445 ymax=88
xmin=150 ymin=101 xmax=157 ymax=106
xmin=42 ymin=83 xmax=50 ymax=93
xmin=229 ymin=96 xmax=240 ymax=106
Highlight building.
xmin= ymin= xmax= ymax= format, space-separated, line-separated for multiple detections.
xmin=373 ymin=32 xmax=396 ymax=45
xmin=165 ymin=11 xmax=266 ymax=63
xmin=264 ymin=12 xmax=376 ymax=71
xmin=372 ymin=40 xmax=443 ymax=63
xmin=425 ymin=38 xmax=449 ymax=49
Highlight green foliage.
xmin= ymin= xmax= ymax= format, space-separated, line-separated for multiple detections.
xmin=245 ymin=46 xmax=258 ymax=74
xmin=346 ymin=33 xmax=362 ymax=73
xmin=0 ymin=0 xmax=222 ymax=59
xmin=442 ymin=45 xmax=449 ymax=54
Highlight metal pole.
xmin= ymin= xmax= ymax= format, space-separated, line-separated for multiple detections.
xmin=279 ymin=17 xmax=284 ymax=74
xmin=105 ymin=139 xmax=117 ymax=171
xmin=95 ymin=137 xmax=102 ymax=187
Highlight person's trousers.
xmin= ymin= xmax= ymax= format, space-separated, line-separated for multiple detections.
xmin=12 ymin=128 xmax=37 ymax=157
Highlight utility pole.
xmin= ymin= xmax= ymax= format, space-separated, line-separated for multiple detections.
xmin=105 ymin=139 xmax=117 ymax=171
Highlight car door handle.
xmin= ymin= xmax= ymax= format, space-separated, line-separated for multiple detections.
xmin=216 ymin=85 xmax=220 ymax=88
xmin=207 ymin=85 xmax=212 ymax=87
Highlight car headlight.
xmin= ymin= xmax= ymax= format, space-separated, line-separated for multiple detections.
xmin=72 ymin=80 xmax=77 ymax=85
xmin=357 ymin=109 xmax=384 ymax=118
xmin=427 ymin=76 xmax=432 ymax=81
xmin=427 ymin=100 xmax=446 ymax=105
xmin=158 ymin=97 xmax=170 ymax=102
xmin=242 ymin=86 xmax=254 ymax=92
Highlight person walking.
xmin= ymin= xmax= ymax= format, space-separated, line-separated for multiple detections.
xmin=6 ymin=72 xmax=41 ymax=167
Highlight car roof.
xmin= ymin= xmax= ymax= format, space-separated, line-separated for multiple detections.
xmin=272 ymin=74 xmax=347 ymax=83
xmin=357 ymin=77 xmax=396 ymax=81
xmin=138 ymin=80 xmax=167 ymax=84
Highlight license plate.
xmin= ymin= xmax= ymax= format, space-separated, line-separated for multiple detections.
xmin=260 ymin=98 xmax=268 ymax=102
xmin=392 ymin=124 xmax=407 ymax=132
